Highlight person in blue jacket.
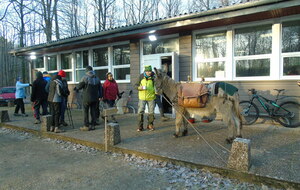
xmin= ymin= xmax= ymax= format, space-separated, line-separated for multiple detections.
xmin=14 ymin=76 xmax=31 ymax=116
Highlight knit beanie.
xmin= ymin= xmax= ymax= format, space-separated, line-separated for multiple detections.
xmin=36 ymin=71 xmax=43 ymax=78
xmin=58 ymin=70 xmax=66 ymax=78
xmin=144 ymin=65 xmax=152 ymax=72
xmin=85 ymin=66 xmax=93 ymax=72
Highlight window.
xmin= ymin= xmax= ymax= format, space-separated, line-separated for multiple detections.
xmin=75 ymin=50 xmax=89 ymax=82
xmin=60 ymin=53 xmax=73 ymax=81
xmin=113 ymin=45 xmax=130 ymax=80
xmin=34 ymin=57 xmax=44 ymax=69
xmin=46 ymin=55 xmax=57 ymax=71
xmin=195 ymin=32 xmax=226 ymax=79
xmin=234 ymin=25 xmax=272 ymax=77
xmin=282 ymin=20 xmax=300 ymax=76
xmin=93 ymin=47 xmax=108 ymax=80
xmin=143 ymin=38 xmax=178 ymax=55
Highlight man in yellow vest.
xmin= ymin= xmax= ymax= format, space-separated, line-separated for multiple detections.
xmin=134 ymin=65 xmax=156 ymax=131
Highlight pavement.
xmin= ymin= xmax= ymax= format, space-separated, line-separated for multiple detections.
xmin=1 ymin=105 xmax=300 ymax=189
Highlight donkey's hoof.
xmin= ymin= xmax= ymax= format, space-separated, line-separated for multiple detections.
xmin=173 ymin=133 xmax=179 ymax=138
xmin=182 ymin=130 xmax=188 ymax=136
xmin=226 ymin=138 xmax=234 ymax=144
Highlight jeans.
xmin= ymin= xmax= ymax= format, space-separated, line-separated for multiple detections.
xmin=49 ymin=102 xmax=60 ymax=127
xmin=60 ymin=97 xmax=67 ymax=122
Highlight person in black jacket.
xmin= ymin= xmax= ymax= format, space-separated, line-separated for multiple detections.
xmin=31 ymin=71 xmax=48 ymax=124
xmin=74 ymin=66 xmax=103 ymax=131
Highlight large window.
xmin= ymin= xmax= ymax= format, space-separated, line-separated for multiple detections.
xmin=143 ymin=38 xmax=178 ymax=55
xmin=61 ymin=53 xmax=73 ymax=81
xmin=34 ymin=56 xmax=44 ymax=69
xmin=75 ymin=50 xmax=89 ymax=82
xmin=195 ymin=32 xmax=226 ymax=78
xmin=282 ymin=20 xmax=300 ymax=76
xmin=46 ymin=55 xmax=57 ymax=71
xmin=113 ymin=45 xmax=130 ymax=80
xmin=93 ymin=47 xmax=108 ymax=80
xmin=234 ymin=25 xmax=272 ymax=77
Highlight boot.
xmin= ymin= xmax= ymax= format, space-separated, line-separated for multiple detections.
xmin=54 ymin=127 xmax=64 ymax=133
xmin=147 ymin=114 xmax=155 ymax=131
xmin=60 ymin=121 xmax=68 ymax=126
xmin=137 ymin=114 xmax=144 ymax=132
xmin=80 ymin=126 xmax=90 ymax=131
xmin=160 ymin=108 xmax=169 ymax=121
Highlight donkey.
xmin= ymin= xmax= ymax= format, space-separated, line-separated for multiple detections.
xmin=154 ymin=68 xmax=242 ymax=143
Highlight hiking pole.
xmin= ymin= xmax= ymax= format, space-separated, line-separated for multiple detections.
xmin=67 ymin=103 xmax=74 ymax=129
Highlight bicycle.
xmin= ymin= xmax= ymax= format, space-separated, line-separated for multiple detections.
xmin=239 ymin=88 xmax=300 ymax=128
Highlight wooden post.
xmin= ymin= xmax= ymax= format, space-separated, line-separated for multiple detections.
xmin=0 ymin=110 xmax=10 ymax=122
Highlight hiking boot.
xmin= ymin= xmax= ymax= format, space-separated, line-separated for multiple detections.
xmin=50 ymin=126 xmax=55 ymax=132
xmin=136 ymin=127 xmax=144 ymax=132
xmin=14 ymin=113 xmax=21 ymax=116
xmin=161 ymin=116 xmax=170 ymax=121
xmin=147 ymin=124 xmax=155 ymax=131
xmin=80 ymin=126 xmax=90 ymax=131
xmin=60 ymin=121 xmax=68 ymax=126
xmin=54 ymin=127 xmax=64 ymax=133
xmin=34 ymin=119 xmax=41 ymax=124
xmin=21 ymin=113 xmax=28 ymax=117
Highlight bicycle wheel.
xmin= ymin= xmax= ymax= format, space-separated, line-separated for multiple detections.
xmin=239 ymin=101 xmax=259 ymax=125
xmin=275 ymin=101 xmax=300 ymax=128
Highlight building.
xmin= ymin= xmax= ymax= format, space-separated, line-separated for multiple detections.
xmin=10 ymin=0 xmax=300 ymax=113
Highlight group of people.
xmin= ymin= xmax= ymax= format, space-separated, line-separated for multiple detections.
xmin=14 ymin=64 xmax=169 ymax=133
xmin=14 ymin=70 xmax=70 ymax=133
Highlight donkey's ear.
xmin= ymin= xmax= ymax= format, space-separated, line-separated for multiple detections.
xmin=154 ymin=67 xmax=158 ymax=74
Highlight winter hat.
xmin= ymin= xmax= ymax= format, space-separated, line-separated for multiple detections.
xmin=144 ymin=65 xmax=152 ymax=72
xmin=16 ymin=76 xmax=22 ymax=81
xmin=58 ymin=70 xmax=66 ymax=78
xmin=85 ymin=66 xmax=93 ymax=72
xmin=36 ymin=71 xmax=43 ymax=78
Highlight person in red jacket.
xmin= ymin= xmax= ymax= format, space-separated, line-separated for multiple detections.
xmin=103 ymin=72 xmax=119 ymax=123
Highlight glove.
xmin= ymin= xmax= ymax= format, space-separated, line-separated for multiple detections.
xmin=29 ymin=84 xmax=32 ymax=87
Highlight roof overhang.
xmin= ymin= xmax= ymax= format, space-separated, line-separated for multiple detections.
xmin=10 ymin=0 xmax=300 ymax=57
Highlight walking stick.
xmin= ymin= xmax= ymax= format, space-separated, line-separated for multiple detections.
xmin=67 ymin=103 xmax=74 ymax=129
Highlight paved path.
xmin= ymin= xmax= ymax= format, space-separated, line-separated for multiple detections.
xmin=1 ymin=105 xmax=300 ymax=189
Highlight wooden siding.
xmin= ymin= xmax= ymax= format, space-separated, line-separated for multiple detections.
xmin=179 ymin=35 xmax=192 ymax=81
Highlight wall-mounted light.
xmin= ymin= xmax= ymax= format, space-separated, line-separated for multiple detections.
xmin=149 ymin=30 xmax=156 ymax=34
xmin=149 ymin=35 xmax=157 ymax=41
xmin=30 ymin=52 xmax=36 ymax=60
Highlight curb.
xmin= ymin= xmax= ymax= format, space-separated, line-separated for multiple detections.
xmin=1 ymin=123 xmax=299 ymax=189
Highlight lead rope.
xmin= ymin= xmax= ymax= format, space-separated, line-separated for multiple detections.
xmin=162 ymin=95 xmax=229 ymax=165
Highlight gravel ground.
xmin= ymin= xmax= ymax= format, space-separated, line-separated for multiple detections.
xmin=0 ymin=127 xmax=283 ymax=190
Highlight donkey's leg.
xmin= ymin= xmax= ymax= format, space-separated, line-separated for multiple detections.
xmin=233 ymin=113 xmax=242 ymax=138
xmin=217 ymin=99 xmax=235 ymax=143
xmin=181 ymin=111 xmax=190 ymax=136
xmin=174 ymin=106 xmax=185 ymax=138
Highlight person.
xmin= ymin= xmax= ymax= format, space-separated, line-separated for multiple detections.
xmin=103 ymin=72 xmax=119 ymax=123
xmin=57 ymin=70 xmax=70 ymax=126
xmin=74 ymin=66 xmax=103 ymax=131
xmin=155 ymin=94 xmax=170 ymax=121
xmin=14 ymin=76 xmax=31 ymax=117
xmin=43 ymin=71 xmax=51 ymax=83
xmin=48 ymin=74 xmax=64 ymax=133
xmin=31 ymin=71 xmax=48 ymax=124
xmin=134 ymin=65 xmax=156 ymax=131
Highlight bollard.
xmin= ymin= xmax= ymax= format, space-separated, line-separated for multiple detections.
xmin=0 ymin=110 xmax=10 ymax=122
xmin=227 ymin=138 xmax=251 ymax=172
xmin=7 ymin=101 xmax=14 ymax=107
xmin=105 ymin=122 xmax=121 ymax=146
xmin=41 ymin=115 xmax=52 ymax=132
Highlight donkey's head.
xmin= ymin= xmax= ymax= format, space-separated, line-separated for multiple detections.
xmin=154 ymin=67 xmax=165 ymax=95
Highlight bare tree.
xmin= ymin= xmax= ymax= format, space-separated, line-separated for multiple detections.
xmin=93 ymin=0 xmax=116 ymax=31
xmin=161 ymin=0 xmax=182 ymax=17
